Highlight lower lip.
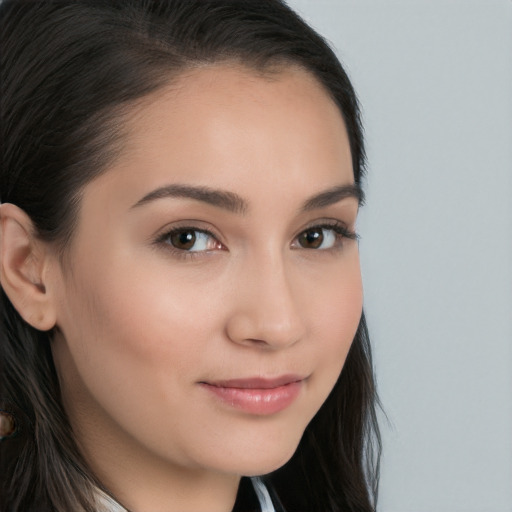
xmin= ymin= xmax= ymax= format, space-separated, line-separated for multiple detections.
xmin=201 ymin=381 xmax=302 ymax=415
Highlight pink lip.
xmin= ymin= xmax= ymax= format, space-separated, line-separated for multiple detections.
xmin=200 ymin=375 xmax=305 ymax=415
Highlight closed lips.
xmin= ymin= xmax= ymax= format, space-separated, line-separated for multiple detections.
xmin=200 ymin=376 xmax=306 ymax=415
xmin=202 ymin=375 xmax=306 ymax=389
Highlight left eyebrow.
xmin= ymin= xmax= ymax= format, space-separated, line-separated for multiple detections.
xmin=300 ymin=184 xmax=364 ymax=211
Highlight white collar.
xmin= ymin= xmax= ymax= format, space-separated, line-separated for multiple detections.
xmin=251 ymin=477 xmax=277 ymax=512
xmin=95 ymin=488 xmax=126 ymax=512
xmin=94 ymin=477 xmax=276 ymax=512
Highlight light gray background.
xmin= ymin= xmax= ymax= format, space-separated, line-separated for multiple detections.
xmin=285 ymin=1 xmax=512 ymax=511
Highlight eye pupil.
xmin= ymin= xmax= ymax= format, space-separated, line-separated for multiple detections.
xmin=171 ymin=230 xmax=196 ymax=250
xmin=300 ymin=229 xmax=323 ymax=249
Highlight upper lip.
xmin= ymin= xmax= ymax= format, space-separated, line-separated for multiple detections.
xmin=202 ymin=374 xmax=306 ymax=389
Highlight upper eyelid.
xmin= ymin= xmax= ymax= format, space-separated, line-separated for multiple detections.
xmin=157 ymin=218 xmax=350 ymax=234
xmin=294 ymin=218 xmax=354 ymax=236
xmin=155 ymin=218 xmax=355 ymax=237
xmin=154 ymin=223 xmax=221 ymax=243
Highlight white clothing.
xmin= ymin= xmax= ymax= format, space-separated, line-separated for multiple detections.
xmin=95 ymin=477 xmax=277 ymax=512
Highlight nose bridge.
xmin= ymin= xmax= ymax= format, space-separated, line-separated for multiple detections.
xmin=226 ymin=246 xmax=305 ymax=349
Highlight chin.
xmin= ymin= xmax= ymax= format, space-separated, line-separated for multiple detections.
xmin=215 ymin=437 xmax=301 ymax=478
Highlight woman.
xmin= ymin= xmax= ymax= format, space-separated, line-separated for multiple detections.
xmin=0 ymin=1 xmax=380 ymax=511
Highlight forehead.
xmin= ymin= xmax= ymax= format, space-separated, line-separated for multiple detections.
xmin=85 ymin=63 xmax=354 ymax=210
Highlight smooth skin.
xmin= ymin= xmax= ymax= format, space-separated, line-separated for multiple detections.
xmin=0 ymin=65 xmax=363 ymax=512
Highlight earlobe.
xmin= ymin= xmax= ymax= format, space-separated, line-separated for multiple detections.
xmin=0 ymin=203 xmax=57 ymax=331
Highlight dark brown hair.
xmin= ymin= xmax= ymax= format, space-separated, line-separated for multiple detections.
xmin=0 ymin=1 xmax=380 ymax=510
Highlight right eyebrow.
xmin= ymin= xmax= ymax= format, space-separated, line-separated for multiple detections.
xmin=130 ymin=184 xmax=248 ymax=215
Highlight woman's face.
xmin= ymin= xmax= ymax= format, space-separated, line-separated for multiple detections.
xmin=50 ymin=65 xmax=362 ymax=488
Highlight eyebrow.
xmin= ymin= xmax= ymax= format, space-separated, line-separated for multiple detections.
xmin=301 ymin=184 xmax=364 ymax=211
xmin=131 ymin=183 xmax=364 ymax=213
xmin=131 ymin=184 xmax=248 ymax=214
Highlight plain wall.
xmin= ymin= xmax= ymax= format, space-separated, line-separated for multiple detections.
xmin=285 ymin=1 xmax=512 ymax=511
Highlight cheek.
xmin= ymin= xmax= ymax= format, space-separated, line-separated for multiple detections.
xmin=70 ymin=243 xmax=216 ymax=350
xmin=307 ymin=249 xmax=362 ymax=338
xmin=56 ymin=248 xmax=215 ymax=407
xmin=326 ymin=274 xmax=362 ymax=354
xmin=302 ymin=252 xmax=363 ymax=390
xmin=55 ymin=251 xmax=228 ymax=460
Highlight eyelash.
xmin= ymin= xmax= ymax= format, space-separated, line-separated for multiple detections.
xmin=294 ymin=222 xmax=359 ymax=250
xmin=154 ymin=226 xmax=223 ymax=260
xmin=155 ymin=221 xmax=358 ymax=260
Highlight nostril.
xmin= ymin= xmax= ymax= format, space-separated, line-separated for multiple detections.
xmin=245 ymin=337 xmax=275 ymax=348
xmin=246 ymin=338 xmax=267 ymax=345
xmin=225 ymin=310 xmax=304 ymax=349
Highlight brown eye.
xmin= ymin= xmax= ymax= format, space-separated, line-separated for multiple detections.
xmin=295 ymin=226 xmax=345 ymax=250
xmin=163 ymin=228 xmax=222 ymax=253
xmin=298 ymin=228 xmax=325 ymax=249
xmin=169 ymin=230 xmax=196 ymax=250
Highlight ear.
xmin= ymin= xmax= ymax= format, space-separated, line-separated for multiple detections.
xmin=0 ymin=203 xmax=57 ymax=331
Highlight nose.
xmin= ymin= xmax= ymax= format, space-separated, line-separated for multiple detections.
xmin=224 ymin=253 xmax=306 ymax=350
